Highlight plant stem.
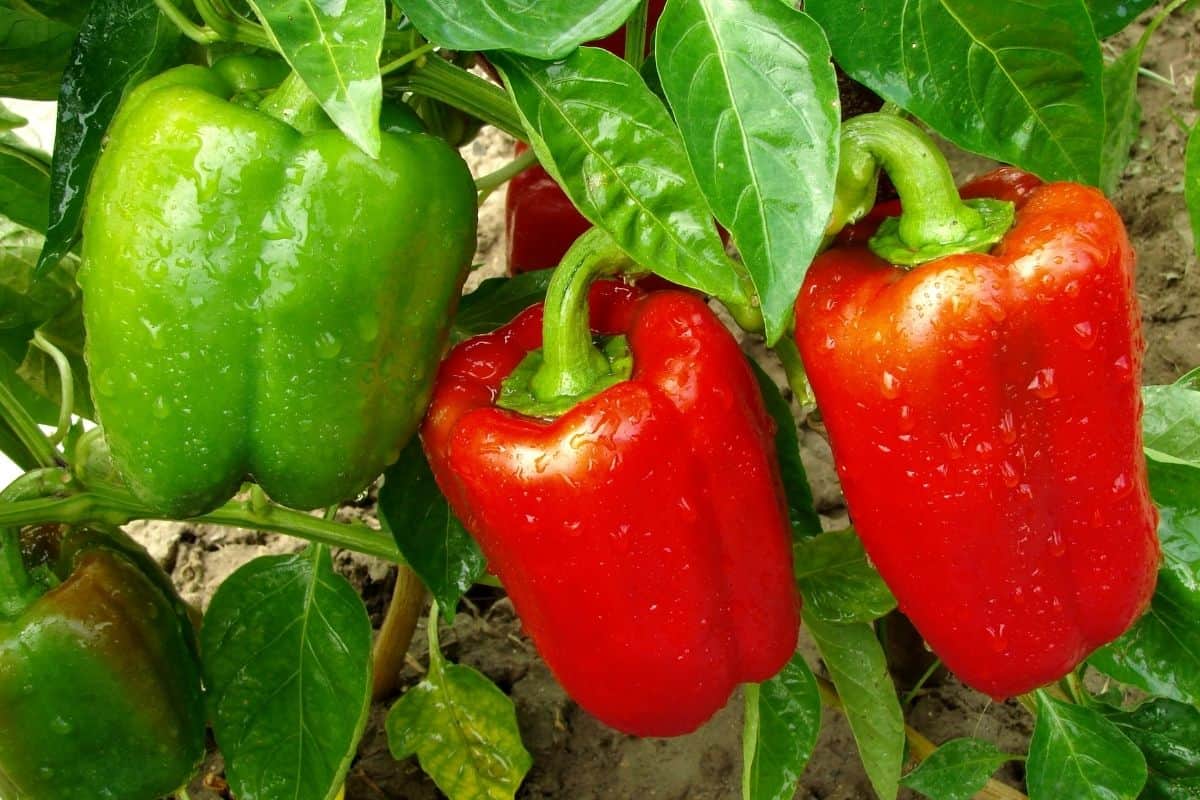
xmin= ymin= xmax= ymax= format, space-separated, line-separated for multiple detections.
xmin=152 ymin=0 xmax=220 ymax=44
xmin=194 ymin=0 xmax=275 ymax=49
xmin=30 ymin=331 xmax=72 ymax=445
xmin=389 ymin=56 xmax=526 ymax=141
xmin=380 ymin=43 xmax=435 ymax=76
xmin=475 ymin=147 xmax=537 ymax=204
xmin=531 ymin=228 xmax=634 ymax=402
xmin=371 ymin=565 xmax=427 ymax=700
xmin=900 ymin=657 xmax=943 ymax=708
xmin=0 ymin=491 xmax=403 ymax=562
xmin=772 ymin=337 xmax=814 ymax=406
xmin=0 ymin=380 xmax=58 ymax=469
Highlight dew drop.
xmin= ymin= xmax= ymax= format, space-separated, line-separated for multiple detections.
xmin=315 ymin=331 xmax=342 ymax=359
xmin=881 ymin=370 xmax=902 ymax=399
xmin=1072 ymin=321 xmax=1096 ymax=349
xmin=986 ymin=624 xmax=1008 ymax=653
xmin=999 ymin=459 xmax=1021 ymax=488
xmin=1049 ymin=529 xmax=1066 ymax=557
xmin=1026 ymin=368 xmax=1058 ymax=399
xmin=50 ymin=716 xmax=72 ymax=735
xmin=998 ymin=410 xmax=1017 ymax=444
xmin=152 ymin=396 xmax=170 ymax=419
xmin=1113 ymin=355 xmax=1132 ymax=381
xmin=1111 ymin=472 xmax=1132 ymax=500
xmin=897 ymin=404 xmax=915 ymax=433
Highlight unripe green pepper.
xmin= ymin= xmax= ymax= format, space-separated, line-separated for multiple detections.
xmin=79 ymin=65 xmax=478 ymax=517
xmin=0 ymin=516 xmax=205 ymax=800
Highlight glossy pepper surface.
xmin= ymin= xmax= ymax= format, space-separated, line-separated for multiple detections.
xmin=79 ymin=65 xmax=477 ymax=517
xmin=422 ymin=281 xmax=799 ymax=736
xmin=0 ymin=520 xmax=205 ymax=799
xmin=795 ymin=169 xmax=1159 ymax=698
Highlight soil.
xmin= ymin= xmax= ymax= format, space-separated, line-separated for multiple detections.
xmin=101 ymin=11 xmax=1200 ymax=800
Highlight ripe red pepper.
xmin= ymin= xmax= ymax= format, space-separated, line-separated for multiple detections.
xmin=422 ymin=233 xmax=798 ymax=736
xmin=795 ymin=119 xmax=1159 ymax=699
xmin=506 ymin=143 xmax=594 ymax=275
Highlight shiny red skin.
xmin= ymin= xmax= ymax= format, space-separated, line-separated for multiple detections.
xmin=794 ymin=171 xmax=1159 ymax=699
xmin=423 ymin=282 xmax=800 ymax=736
xmin=505 ymin=143 xmax=594 ymax=275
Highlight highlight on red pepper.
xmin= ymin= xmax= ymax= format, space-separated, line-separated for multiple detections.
xmin=794 ymin=113 xmax=1159 ymax=699
xmin=421 ymin=228 xmax=800 ymax=737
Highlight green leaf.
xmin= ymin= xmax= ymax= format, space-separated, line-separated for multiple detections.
xmin=0 ymin=216 xmax=79 ymax=331
xmin=742 ymin=653 xmax=822 ymax=800
xmin=400 ymin=0 xmax=640 ymax=60
xmin=201 ymin=547 xmax=373 ymax=800
xmin=0 ymin=0 xmax=79 ymax=100
xmin=1027 ymin=691 xmax=1146 ymax=800
xmin=1142 ymin=369 xmax=1200 ymax=468
xmin=749 ymin=360 xmax=822 ymax=539
xmin=1187 ymin=122 xmax=1200 ymax=261
xmin=1091 ymin=460 xmax=1200 ymax=705
xmin=387 ymin=605 xmax=531 ymax=800
xmin=1100 ymin=47 xmax=1141 ymax=193
xmin=655 ymin=0 xmax=838 ymax=343
xmin=452 ymin=271 xmax=553 ymax=343
xmin=492 ymin=49 xmax=745 ymax=307
xmin=807 ymin=0 xmax=1106 ymax=185
xmin=900 ymin=738 xmax=1017 ymax=800
xmin=36 ymin=0 xmax=182 ymax=276
xmin=246 ymin=0 xmax=384 ymax=157
xmin=795 ymin=531 xmax=896 ymax=624
xmin=804 ymin=613 xmax=903 ymax=800
xmin=1100 ymin=698 xmax=1200 ymax=799
xmin=378 ymin=439 xmax=487 ymax=621
xmin=0 ymin=138 xmax=50 ymax=233
xmin=1087 ymin=0 xmax=1157 ymax=37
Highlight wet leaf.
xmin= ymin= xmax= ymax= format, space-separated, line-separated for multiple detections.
xmin=742 ymin=653 xmax=822 ymax=800
xmin=378 ymin=439 xmax=486 ymax=621
xmin=795 ymin=530 xmax=896 ymax=624
xmin=750 ymin=360 xmax=822 ymax=539
xmin=492 ymin=49 xmax=744 ymax=307
xmin=805 ymin=613 xmax=903 ymax=800
xmin=1087 ymin=0 xmax=1157 ymax=37
xmin=808 ymin=0 xmax=1106 ymax=185
xmin=387 ymin=604 xmax=531 ymax=800
xmin=247 ymin=0 xmax=385 ymax=157
xmin=1142 ymin=368 xmax=1200 ymax=469
xmin=399 ymin=0 xmax=641 ymax=60
xmin=1100 ymin=697 xmax=1200 ymax=799
xmin=1027 ymin=691 xmax=1146 ymax=800
xmin=656 ymin=0 xmax=838 ymax=342
xmin=201 ymin=547 xmax=373 ymax=800
xmin=900 ymin=738 xmax=1017 ymax=800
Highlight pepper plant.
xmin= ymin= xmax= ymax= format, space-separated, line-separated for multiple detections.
xmin=0 ymin=0 xmax=1197 ymax=799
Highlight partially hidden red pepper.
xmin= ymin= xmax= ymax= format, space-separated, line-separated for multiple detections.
xmin=505 ymin=142 xmax=594 ymax=275
xmin=423 ymin=231 xmax=799 ymax=736
xmin=795 ymin=115 xmax=1159 ymax=699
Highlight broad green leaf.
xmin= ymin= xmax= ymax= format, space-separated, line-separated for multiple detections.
xmin=749 ymin=360 xmax=822 ymax=539
xmin=804 ymin=613 xmax=903 ymax=800
xmin=387 ymin=605 xmax=531 ymax=800
xmin=742 ymin=653 xmax=822 ymax=800
xmin=0 ymin=137 xmax=50 ymax=233
xmin=794 ymin=531 xmax=896 ymax=624
xmin=36 ymin=0 xmax=181 ymax=276
xmin=900 ymin=738 xmax=1017 ymax=800
xmin=807 ymin=0 xmax=1106 ymax=185
xmin=201 ymin=548 xmax=373 ymax=800
xmin=247 ymin=0 xmax=384 ymax=157
xmin=378 ymin=439 xmax=486 ymax=621
xmin=452 ymin=271 xmax=553 ymax=343
xmin=1027 ymin=691 xmax=1146 ymax=800
xmin=1091 ymin=460 xmax=1200 ymax=705
xmin=1188 ymin=122 xmax=1200 ymax=260
xmin=1101 ymin=698 xmax=1200 ymax=799
xmin=1142 ymin=369 xmax=1200 ymax=468
xmin=0 ymin=0 xmax=79 ymax=100
xmin=492 ymin=49 xmax=745 ymax=307
xmin=656 ymin=0 xmax=838 ymax=343
xmin=1100 ymin=48 xmax=1141 ymax=193
xmin=400 ymin=0 xmax=640 ymax=59
xmin=1087 ymin=0 xmax=1157 ymax=37
xmin=0 ymin=217 xmax=78 ymax=331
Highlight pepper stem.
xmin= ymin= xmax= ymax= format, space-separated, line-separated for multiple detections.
xmin=258 ymin=72 xmax=326 ymax=133
xmin=839 ymin=114 xmax=1015 ymax=266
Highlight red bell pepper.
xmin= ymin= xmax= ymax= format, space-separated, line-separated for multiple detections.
xmin=505 ymin=142 xmax=594 ymax=275
xmin=422 ymin=231 xmax=799 ymax=736
xmin=794 ymin=115 xmax=1158 ymax=699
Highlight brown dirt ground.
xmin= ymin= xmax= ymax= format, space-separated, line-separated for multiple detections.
xmin=143 ymin=11 xmax=1200 ymax=800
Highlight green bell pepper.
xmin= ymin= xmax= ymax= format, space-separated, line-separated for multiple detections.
xmin=79 ymin=65 xmax=478 ymax=517
xmin=0 ymin=477 xmax=206 ymax=799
